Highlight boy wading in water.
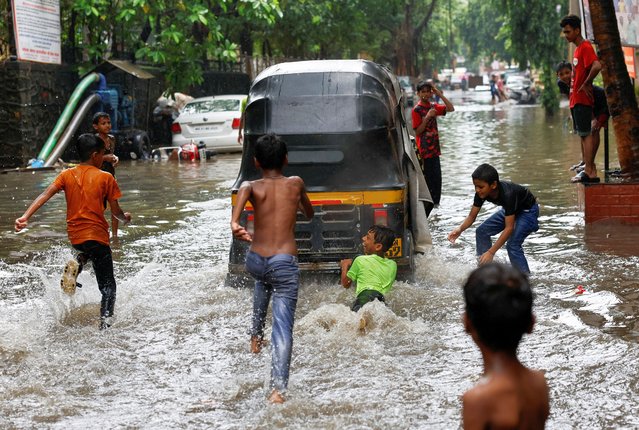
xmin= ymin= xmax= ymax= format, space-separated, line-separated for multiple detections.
xmin=412 ymin=80 xmax=455 ymax=207
xmin=230 ymin=134 xmax=314 ymax=404
xmin=462 ymin=263 xmax=549 ymax=429
xmin=340 ymin=225 xmax=397 ymax=312
xmin=92 ymin=112 xmax=121 ymax=238
xmin=448 ymin=164 xmax=539 ymax=274
xmin=15 ymin=134 xmax=131 ymax=330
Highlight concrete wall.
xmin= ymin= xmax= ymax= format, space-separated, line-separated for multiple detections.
xmin=578 ymin=183 xmax=639 ymax=224
xmin=0 ymin=61 xmax=76 ymax=168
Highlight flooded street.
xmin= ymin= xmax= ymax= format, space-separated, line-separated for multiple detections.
xmin=1 ymin=92 xmax=638 ymax=429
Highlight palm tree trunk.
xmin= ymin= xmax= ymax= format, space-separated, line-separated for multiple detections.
xmin=589 ymin=0 xmax=639 ymax=179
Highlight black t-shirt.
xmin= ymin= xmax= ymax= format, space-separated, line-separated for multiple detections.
xmin=473 ymin=181 xmax=536 ymax=216
xmin=593 ymin=85 xmax=609 ymax=119
xmin=559 ymin=81 xmax=608 ymax=120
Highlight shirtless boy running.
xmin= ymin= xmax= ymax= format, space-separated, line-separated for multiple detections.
xmin=230 ymin=133 xmax=314 ymax=404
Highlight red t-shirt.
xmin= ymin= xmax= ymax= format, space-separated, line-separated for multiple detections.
xmin=570 ymin=40 xmax=598 ymax=108
xmin=53 ymin=165 xmax=122 ymax=246
xmin=412 ymin=101 xmax=447 ymax=159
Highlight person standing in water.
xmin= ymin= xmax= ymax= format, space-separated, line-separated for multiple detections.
xmin=412 ymin=80 xmax=455 ymax=207
xmin=92 ymin=112 xmax=121 ymax=238
xmin=461 ymin=263 xmax=549 ymax=429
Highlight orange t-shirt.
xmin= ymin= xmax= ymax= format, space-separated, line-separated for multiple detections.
xmin=53 ymin=165 xmax=122 ymax=246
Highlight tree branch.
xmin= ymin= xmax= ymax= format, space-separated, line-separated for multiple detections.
xmin=413 ymin=0 xmax=437 ymax=44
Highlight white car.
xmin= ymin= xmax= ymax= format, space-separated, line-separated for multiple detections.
xmin=171 ymin=95 xmax=246 ymax=153
xmin=397 ymin=76 xmax=415 ymax=106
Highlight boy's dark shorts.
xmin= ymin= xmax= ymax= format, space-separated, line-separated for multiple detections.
xmin=571 ymin=104 xmax=593 ymax=137
xmin=351 ymin=289 xmax=385 ymax=312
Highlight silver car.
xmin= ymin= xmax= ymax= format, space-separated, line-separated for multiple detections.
xmin=171 ymin=95 xmax=247 ymax=153
xmin=397 ymin=76 xmax=415 ymax=106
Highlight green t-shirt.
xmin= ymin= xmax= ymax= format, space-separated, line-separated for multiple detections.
xmin=347 ymin=254 xmax=397 ymax=297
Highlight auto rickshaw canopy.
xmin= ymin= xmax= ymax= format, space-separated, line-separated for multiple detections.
xmin=236 ymin=60 xmax=408 ymax=192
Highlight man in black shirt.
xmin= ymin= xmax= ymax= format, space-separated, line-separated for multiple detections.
xmin=448 ymin=164 xmax=539 ymax=274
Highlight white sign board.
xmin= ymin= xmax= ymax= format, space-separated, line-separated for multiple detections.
xmin=12 ymin=0 xmax=61 ymax=64
xmin=580 ymin=0 xmax=639 ymax=48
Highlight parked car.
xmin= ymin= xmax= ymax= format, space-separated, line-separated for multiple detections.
xmin=171 ymin=95 xmax=246 ymax=153
xmin=505 ymin=75 xmax=530 ymax=91
xmin=227 ymin=60 xmax=434 ymax=287
xmin=397 ymin=76 xmax=415 ymax=106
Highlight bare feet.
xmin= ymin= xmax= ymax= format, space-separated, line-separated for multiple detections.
xmin=268 ymin=389 xmax=285 ymax=404
xmin=358 ymin=316 xmax=367 ymax=331
xmin=250 ymin=335 xmax=266 ymax=354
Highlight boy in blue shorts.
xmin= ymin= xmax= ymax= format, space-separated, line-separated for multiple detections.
xmin=448 ymin=164 xmax=539 ymax=274
xmin=556 ymin=61 xmax=609 ymax=177
xmin=340 ymin=225 xmax=397 ymax=312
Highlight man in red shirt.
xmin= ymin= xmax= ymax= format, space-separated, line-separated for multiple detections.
xmin=412 ymin=81 xmax=455 ymax=206
xmin=560 ymin=14 xmax=602 ymax=183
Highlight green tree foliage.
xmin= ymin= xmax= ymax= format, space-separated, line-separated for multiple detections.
xmin=242 ymin=0 xmax=465 ymax=77
xmin=461 ymin=0 xmax=512 ymax=65
xmin=500 ymin=0 xmax=568 ymax=115
xmin=60 ymin=0 xmax=281 ymax=92
xmin=462 ymin=0 xmax=568 ymax=114
xmin=0 ymin=0 xmax=9 ymax=62
xmin=56 ymin=0 xmax=465 ymax=88
xmin=259 ymin=0 xmax=369 ymax=59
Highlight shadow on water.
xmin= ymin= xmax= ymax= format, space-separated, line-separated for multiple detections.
xmin=0 ymin=96 xmax=638 ymax=428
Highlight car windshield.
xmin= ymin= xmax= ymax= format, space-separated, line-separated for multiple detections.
xmin=183 ymin=99 xmax=240 ymax=114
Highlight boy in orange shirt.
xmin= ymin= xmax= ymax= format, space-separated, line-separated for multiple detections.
xmin=15 ymin=134 xmax=131 ymax=330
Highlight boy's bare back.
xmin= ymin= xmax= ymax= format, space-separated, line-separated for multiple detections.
xmin=231 ymin=175 xmax=313 ymax=257
xmin=463 ymin=364 xmax=549 ymax=430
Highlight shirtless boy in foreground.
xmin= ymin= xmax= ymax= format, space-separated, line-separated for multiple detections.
xmin=462 ymin=263 xmax=549 ymax=429
xmin=230 ymin=134 xmax=314 ymax=404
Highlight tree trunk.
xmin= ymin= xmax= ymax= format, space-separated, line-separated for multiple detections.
xmin=239 ymin=22 xmax=253 ymax=79
xmin=589 ymin=0 xmax=639 ymax=179
xmin=394 ymin=0 xmax=437 ymax=77
xmin=394 ymin=3 xmax=414 ymax=76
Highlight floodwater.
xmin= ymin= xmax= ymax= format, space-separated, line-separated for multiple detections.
xmin=1 ymin=91 xmax=638 ymax=429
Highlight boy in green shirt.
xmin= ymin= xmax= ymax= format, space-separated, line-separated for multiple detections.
xmin=340 ymin=225 xmax=397 ymax=311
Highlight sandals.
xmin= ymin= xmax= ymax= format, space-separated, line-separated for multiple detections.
xmin=60 ymin=259 xmax=80 ymax=295
xmin=569 ymin=161 xmax=585 ymax=171
xmin=571 ymin=171 xmax=600 ymax=183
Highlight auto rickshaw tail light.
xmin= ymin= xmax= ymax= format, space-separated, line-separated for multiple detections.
xmin=232 ymin=118 xmax=241 ymax=129
xmin=171 ymin=122 xmax=182 ymax=134
xmin=246 ymin=213 xmax=255 ymax=235
xmin=374 ymin=209 xmax=388 ymax=226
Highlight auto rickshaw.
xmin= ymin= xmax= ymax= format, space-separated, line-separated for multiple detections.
xmin=228 ymin=60 xmax=433 ymax=286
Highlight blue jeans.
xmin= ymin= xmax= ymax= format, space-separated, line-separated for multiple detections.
xmin=475 ymin=203 xmax=539 ymax=274
xmin=245 ymin=251 xmax=299 ymax=392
